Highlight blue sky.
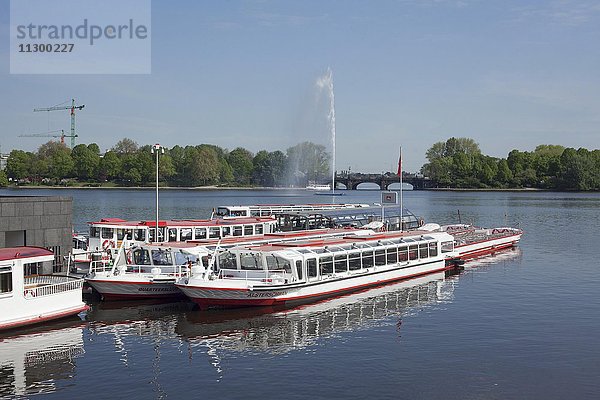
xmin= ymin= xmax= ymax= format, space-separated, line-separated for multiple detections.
xmin=1 ymin=0 xmax=599 ymax=172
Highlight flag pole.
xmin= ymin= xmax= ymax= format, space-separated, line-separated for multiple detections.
xmin=399 ymin=146 xmax=403 ymax=232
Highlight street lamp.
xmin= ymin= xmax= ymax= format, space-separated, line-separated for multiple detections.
xmin=150 ymin=144 xmax=164 ymax=242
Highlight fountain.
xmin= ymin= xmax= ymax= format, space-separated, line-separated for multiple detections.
xmin=316 ymin=67 xmax=343 ymax=196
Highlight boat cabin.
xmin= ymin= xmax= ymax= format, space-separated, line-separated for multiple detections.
xmin=87 ymin=217 xmax=279 ymax=251
xmin=0 ymin=247 xmax=87 ymax=330
xmin=214 ymin=203 xmax=372 ymax=219
xmin=215 ymin=231 xmax=455 ymax=284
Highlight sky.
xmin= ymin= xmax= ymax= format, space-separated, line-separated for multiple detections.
xmin=1 ymin=0 xmax=599 ymax=173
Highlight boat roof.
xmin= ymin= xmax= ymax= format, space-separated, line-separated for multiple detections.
xmin=239 ymin=230 xmax=447 ymax=253
xmin=88 ymin=217 xmax=276 ymax=227
xmin=219 ymin=203 xmax=370 ymax=209
xmin=0 ymin=247 xmax=54 ymax=262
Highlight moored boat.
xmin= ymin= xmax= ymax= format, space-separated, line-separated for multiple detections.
xmin=421 ymin=223 xmax=523 ymax=260
xmin=86 ymin=228 xmax=375 ymax=301
xmin=0 ymin=247 xmax=88 ymax=331
xmin=176 ymin=230 xmax=459 ymax=309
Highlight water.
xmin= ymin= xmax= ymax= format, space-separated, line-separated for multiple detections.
xmin=1 ymin=188 xmax=599 ymax=399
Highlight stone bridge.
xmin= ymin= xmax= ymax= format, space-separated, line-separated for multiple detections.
xmin=335 ymin=173 xmax=437 ymax=190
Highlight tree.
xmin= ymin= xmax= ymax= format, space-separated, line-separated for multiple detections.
xmin=496 ymin=159 xmax=513 ymax=185
xmin=286 ymin=142 xmax=330 ymax=185
xmin=112 ymin=138 xmax=139 ymax=155
xmin=0 ymin=170 xmax=8 ymax=187
xmin=6 ymin=150 xmax=32 ymax=180
xmin=227 ymin=147 xmax=254 ymax=185
xmin=72 ymin=144 xmax=100 ymax=180
xmin=187 ymin=146 xmax=220 ymax=186
xmin=99 ymin=151 xmax=121 ymax=180
xmin=36 ymin=141 xmax=73 ymax=181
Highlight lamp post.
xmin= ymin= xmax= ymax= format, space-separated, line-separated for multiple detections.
xmin=150 ymin=144 xmax=164 ymax=242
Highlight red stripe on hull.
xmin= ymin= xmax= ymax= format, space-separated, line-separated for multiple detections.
xmin=0 ymin=305 xmax=89 ymax=331
xmin=189 ymin=266 xmax=448 ymax=309
xmin=100 ymin=292 xmax=184 ymax=301
xmin=459 ymin=242 xmax=516 ymax=260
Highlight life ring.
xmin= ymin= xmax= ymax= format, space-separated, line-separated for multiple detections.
xmin=102 ymin=240 xmax=115 ymax=250
xmin=24 ymin=289 xmax=36 ymax=299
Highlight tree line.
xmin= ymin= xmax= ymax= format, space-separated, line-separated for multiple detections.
xmin=0 ymin=139 xmax=330 ymax=188
xmin=421 ymin=137 xmax=600 ymax=190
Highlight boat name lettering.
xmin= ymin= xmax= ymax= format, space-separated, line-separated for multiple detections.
xmin=138 ymin=287 xmax=174 ymax=292
xmin=247 ymin=291 xmax=286 ymax=298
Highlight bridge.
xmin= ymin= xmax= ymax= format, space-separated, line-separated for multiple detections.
xmin=334 ymin=173 xmax=437 ymax=190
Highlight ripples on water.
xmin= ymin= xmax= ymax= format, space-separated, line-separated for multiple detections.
xmin=1 ymin=189 xmax=599 ymax=399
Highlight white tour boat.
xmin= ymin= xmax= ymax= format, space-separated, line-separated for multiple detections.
xmin=87 ymin=216 xmax=279 ymax=255
xmin=213 ymin=203 xmax=370 ymax=219
xmin=86 ymin=228 xmax=375 ymax=301
xmin=305 ymin=183 xmax=332 ymax=191
xmin=176 ymin=230 xmax=459 ymax=308
xmin=421 ymin=223 xmax=523 ymax=260
xmin=0 ymin=247 xmax=88 ymax=331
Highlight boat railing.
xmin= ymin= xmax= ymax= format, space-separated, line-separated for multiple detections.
xmin=89 ymin=259 xmax=113 ymax=274
xmin=23 ymin=275 xmax=84 ymax=298
xmin=218 ymin=268 xmax=288 ymax=283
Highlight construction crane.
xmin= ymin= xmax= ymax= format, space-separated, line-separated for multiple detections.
xmin=33 ymin=99 xmax=85 ymax=149
xmin=19 ymin=129 xmax=78 ymax=146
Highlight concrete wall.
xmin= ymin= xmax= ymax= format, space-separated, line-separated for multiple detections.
xmin=0 ymin=196 xmax=72 ymax=273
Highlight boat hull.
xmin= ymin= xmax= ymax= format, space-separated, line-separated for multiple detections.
xmin=0 ymin=304 xmax=89 ymax=331
xmin=456 ymin=233 xmax=522 ymax=260
xmin=178 ymin=259 xmax=448 ymax=309
xmin=86 ymin=279 xmax=183 ymax=301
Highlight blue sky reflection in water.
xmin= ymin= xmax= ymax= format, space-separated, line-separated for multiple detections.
xmin=0 ymin=188 xmax=599 ymax=399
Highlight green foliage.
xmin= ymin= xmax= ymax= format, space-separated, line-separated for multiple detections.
xmin=227 ymin=147 xmax=254 ymax=185
xmin=0 ymin=170 xmax=8 ymax=187
xmin=6 ymin=150 xmax=32 ymax=180
xmin=286 ymin=141 xmax=330 ymax=186
xmin=72 ymin=144 xmax=100 ymax=180
xmin=422 ymin=138 xmax=599 ymax=190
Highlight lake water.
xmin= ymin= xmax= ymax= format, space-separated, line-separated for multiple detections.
xmin=1 ymin=188 xmax=599 ymax=399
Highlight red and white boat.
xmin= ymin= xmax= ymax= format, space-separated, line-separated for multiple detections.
xmin=0 ymin=247 xmax=88 ymax=331
xmin=175 ymin=230 xmax=460 ymax=309
xmin=421 ymin=223 xmax=523 ymax=260
xmin=85 ymin=228 xmax=374 ymax=301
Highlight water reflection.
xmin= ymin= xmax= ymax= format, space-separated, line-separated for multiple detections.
xmin=0 ymin=321 xmax=85 ymax=398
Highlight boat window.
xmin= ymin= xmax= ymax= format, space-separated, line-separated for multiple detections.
xmin=348 ymin=252 xmax=361 ymax=271
xmin=244 ymin=225 xmax=254 ymax=236
xmin=409 ymin=245 xmax=418 ymax=260
xmin=240 ymin=253 xmax=261 ymax=270
xmin=362 ymin=250 xmax=374 ymax=268
xmin=180 ymin=228 xmax=193 ymax=241
xmin=334 ymin=255 xmax=348 ymax=274
xmin=255 ymin=224 xmax=263 ymax=234
xmin=398 ymin=246 xmax=408 ymax=262
xmin=429 ymin=242 xmax=438 ymax=257
xmin=90 ymin=227 xmax=100 ymax=238
xmin=307 ymin=258 xmax=318 ymax=278
xmin=23 ymin=262 xmax=41 ymax=276
xmin=101 ymin=228 xmax=114 ymax=239
xmin=215 ymin=207 xmax=229 ymax=217
xmin=222 ymin=227 xmax=231 ymax=237
xmin=194 ymin=228 xmax=207 ymax=240
xmin=133 ymin=249 xmax=152 ymax=265
xmin=387 ymin=247 xmax=398 ymax=264
xmin=218 ymin=252 xmax=237 ymax=270
xmin=175 ymin=252 xmax=199 ymax=266
xmin=419 ymin=243 xmax=429 ymax=259
xmin=0 ymin=266 xmax=12 ymax=293
xmin=441 ymin=241 xmax=453 ymax=253
xmin=152 ymin=250 xmax=173 ymax=266
xmin=134 ymin=229 xmax=146 ymax=241
xmin=375 ymin=250 xmax=386 ymax=266
xmin=296 ymin=260 xmax=303 ymax=281
xmin=167 ymin=228 xmax=177 ymax=242
xmin=265 ymin=255 xmax=292 ymax=273
xmin=319 ymin=256 xmax=333 ymax=275
xmin=209 ymin=227 xmax=221 ymax=239
xmin=117 ymin=229 xmax=125 ymax=240
xmin=233 ymin=226 xmax=243 ymax=236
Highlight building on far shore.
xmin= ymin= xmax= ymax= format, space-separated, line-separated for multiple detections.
xmin=0 ymin=153 xmax=7 ymax=170
xmin=0 ymin=196 xmax=72 ymax=274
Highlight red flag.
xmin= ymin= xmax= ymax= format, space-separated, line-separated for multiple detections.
xmin=397 ymin=151 xmax=402 ymax=176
